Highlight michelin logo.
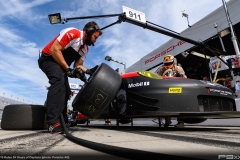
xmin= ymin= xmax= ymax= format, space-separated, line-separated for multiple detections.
xmin=128 ymin=82 xmax=150 ymax=88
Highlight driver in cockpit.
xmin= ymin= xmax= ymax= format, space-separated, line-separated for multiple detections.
xmin=157 ymin=54 xmax=187 ymax=128
xmin=157 ymin=54 xmax=187 ymax=78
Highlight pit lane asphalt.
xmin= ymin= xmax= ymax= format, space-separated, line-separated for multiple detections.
xmin=0 ymin=119 xmax=240 ymax=160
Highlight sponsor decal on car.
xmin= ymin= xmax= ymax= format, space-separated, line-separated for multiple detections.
xmin=128 ymin=82 xmax=150 ymax=88
xmin=200 ymin=80 xmax=226 ymax=88
xmin=169 ymin=87 xmax=182 ymax=93
xmin=209 ymin=89 xmax=232 ymax=95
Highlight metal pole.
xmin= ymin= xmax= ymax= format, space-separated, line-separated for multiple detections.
xmin=65 ymin=13 xmax=123 ymax=21
xmin=222 ymin=0 xmax=240 ymax=56
xmin=222 ymin=0 xmax=240 ymax=89
xmin=123 ymin=63 xmax=127 ymax=73
xmin=111 ymin=58 xmax=127 ymax=73
xmin=122 ymin=16 xmax=202 ymax=47
xmin=213 ymin=23 xmax=226 ymax=82
xmin=214 ymin=23 xmax=226 ymax=52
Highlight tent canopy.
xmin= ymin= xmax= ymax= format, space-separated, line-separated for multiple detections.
xmin=127 ymin=0 xmax=240 ymax=73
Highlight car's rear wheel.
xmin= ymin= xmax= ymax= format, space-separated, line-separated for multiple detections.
xmin=1 ymin=104 xmax=46 ymax=130
xmin=181 ymin=118 xmax=207 ymax=124
xmin=72 ymin=63 xmax=122 ymax=119
xmin=119 ymin=118 xmax=131 ymax=124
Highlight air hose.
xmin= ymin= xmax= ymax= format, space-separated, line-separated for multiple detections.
xmin=214 ymin=78 xmax=228 ymax=83
xmin=60 ymin=114 xmax=203 ymax=160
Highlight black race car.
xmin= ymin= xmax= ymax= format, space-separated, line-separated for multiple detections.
xmin=1 ymin=63 xmax=239 ymax=130
xmin=72 ymin=63 xmax=240 ymax=125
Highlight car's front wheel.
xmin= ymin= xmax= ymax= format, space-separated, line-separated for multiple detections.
xmin=72 ymin=63 xmax=122 ymax=119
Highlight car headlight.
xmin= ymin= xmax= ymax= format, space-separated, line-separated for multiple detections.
xmin=138 ymin=71 xmax=162 ymax=79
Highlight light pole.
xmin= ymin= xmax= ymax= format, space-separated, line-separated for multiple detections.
xmin=213 ymin=22 xmax=226 ymax=82
xmin=222 ymin=0 xmax=240 ymax=56
xmin=214 ymin=23 xmax=226 ymax=52
xmin=105 ymin=56 xmax=126 ymax=73
xmin=2 ymin=93 xmax=5 ymax=105
xmin=182 ymin=11 xmax=191 ymax=28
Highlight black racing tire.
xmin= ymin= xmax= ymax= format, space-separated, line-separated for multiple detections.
xmin=1 ymin=104 xmax=46 ymax=130
xmin=72 ymin=63 xmax=122 ymax=118
xmin=181 ymin=118 xmax=207 ymax=124
xmin=119 ymin=118 xmax=131 ymax=124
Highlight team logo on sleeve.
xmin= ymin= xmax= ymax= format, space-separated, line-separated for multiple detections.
xmin=79 ymin=47 xmax=87 ymax=56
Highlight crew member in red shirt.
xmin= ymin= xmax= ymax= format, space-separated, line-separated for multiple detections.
xmin=38 ymin=21 xmax=102 ymax=134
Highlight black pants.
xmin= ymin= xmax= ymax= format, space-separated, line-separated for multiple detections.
xmin=38 ymin=55 xmax=69 ymax=125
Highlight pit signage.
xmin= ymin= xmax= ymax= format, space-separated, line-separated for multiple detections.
xmin=122 ymin=6 xmax=146 ymax=23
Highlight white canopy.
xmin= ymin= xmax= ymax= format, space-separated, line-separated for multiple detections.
xmin=127 ymin=0 xmax=240 ymax=72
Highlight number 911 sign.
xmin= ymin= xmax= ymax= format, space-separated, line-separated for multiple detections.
xmin=122 ymin=6 xmax=146 ymax=23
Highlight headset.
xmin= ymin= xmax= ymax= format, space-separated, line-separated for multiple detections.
xmin=85 ymin=24 xmax=100 ymax=37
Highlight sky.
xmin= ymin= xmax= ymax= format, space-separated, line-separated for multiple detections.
xmin=0 ymin=0 xmax=230 ymax=105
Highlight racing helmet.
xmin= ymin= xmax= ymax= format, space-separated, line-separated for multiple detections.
xmin=163 ymin=54 xmax=174 ymax=69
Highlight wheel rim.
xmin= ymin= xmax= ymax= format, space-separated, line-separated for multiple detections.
xmin=111 ymin=89 xmax=127 ymax=115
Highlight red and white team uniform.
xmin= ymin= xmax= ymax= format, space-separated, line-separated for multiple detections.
xmin=42 ymin=27 xmax=89 ymax=65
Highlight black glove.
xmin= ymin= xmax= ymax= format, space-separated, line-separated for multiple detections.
xmin=85 ymin=65 xmax=99 ymax=76
xmin=73 ymin=68 xmax=87 ymax=82
xmin=65 ymin=68 xmax=87 ymax=82
xmin=175 ymin=72 xmax=183 ymax=77
xmin=65 ymin=68 xmax=75 ymax=78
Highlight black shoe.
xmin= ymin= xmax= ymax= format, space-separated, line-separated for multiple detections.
xmin=164 ymin=124 xmax=169 ymax=127
xmin=105 ymin=120 xmax=111 ymax=125
xmin=48 ymin=122 xmax=63 ymax=134
xmin=164 ymin=118 xmax=172 ymax=127
xmin=174 ymin=122 xmax=184 ymax=128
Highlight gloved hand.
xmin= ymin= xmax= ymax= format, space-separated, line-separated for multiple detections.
xmin=85 ymin=65 xmax=99 ymax=76
xmin=175 ymin=72 xmax=183 ymax=77
xmin=65 ymin=68 xmax=75 ymax=78
xmin=65 ymin=68 xmax=87 ymax=82
xmin=73 ymin=68 xmax=87 ymax=82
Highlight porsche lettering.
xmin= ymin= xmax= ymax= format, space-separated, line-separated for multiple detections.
xmin=145 ymin=40 xmax=185 ymax=65
xmin=209 ymin=89 xmax=232 ymax=95
xmin=200 ymin=80 xmax=225 ymax=88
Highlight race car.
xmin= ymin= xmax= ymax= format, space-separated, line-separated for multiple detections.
xmin=1 ymin=63 xmax=239 ymax=130
xmin=72 ymin=63 xmax=240 ymax=124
